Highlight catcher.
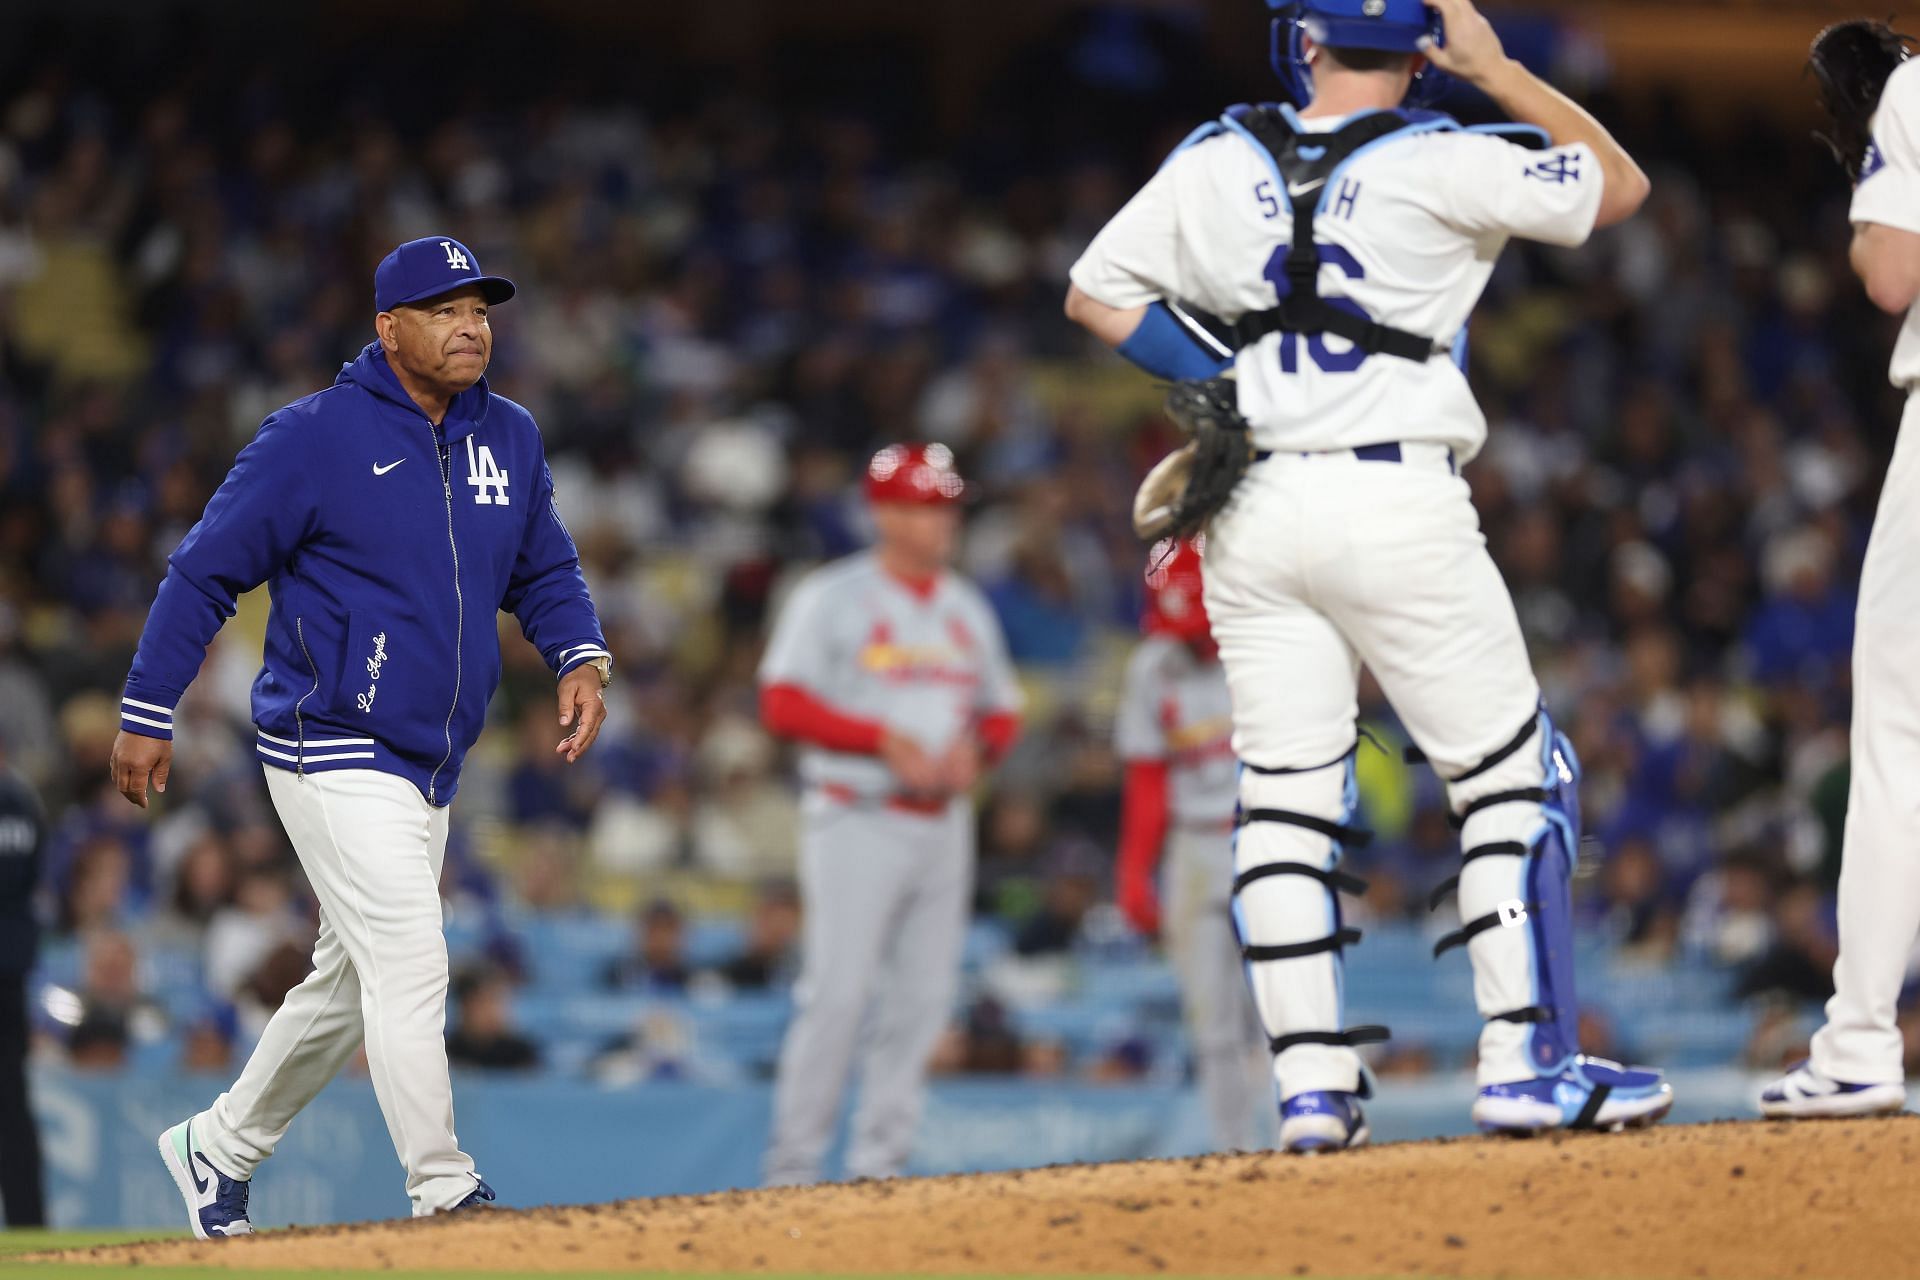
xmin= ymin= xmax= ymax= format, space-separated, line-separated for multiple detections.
xmin=1072 ymin=0 xmax=1670 ymax=1149
xmin=1760 ymin=19 xmax=1920 ymax=1119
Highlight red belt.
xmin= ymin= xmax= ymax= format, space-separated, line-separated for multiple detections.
xmin=819 ymin=783 xmax=950 ymax=817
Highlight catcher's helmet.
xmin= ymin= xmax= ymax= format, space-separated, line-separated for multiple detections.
xmin=1142 ymin=537 xmax=1213 ymax=644
xmin=1267 ymin=0 xmax=1444 ymax=107
xmin=865 ymin=442 xmax=967 ymax=505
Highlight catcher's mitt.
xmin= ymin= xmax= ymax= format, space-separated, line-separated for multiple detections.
xmin=1132 ymin=376 xmax=1256 ymax=542
xmin=1809 ymin=19 xmax=1914 ymax=181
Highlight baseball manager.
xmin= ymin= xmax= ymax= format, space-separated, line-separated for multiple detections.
xmin=110 ymin=235 xmax=612 ymax=1231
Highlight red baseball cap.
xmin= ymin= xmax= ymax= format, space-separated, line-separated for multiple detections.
xmin=865 ymin=443 xmax=967 ymax=505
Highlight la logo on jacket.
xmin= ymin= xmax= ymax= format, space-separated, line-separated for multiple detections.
xmin=466 ymin=437 xmax=510 ymax=505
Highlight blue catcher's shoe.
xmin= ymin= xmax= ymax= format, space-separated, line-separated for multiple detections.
xmin=1280 ymin=1091 xmax=1370 ymax=1153
xmin=158 ymin=1118 xmax=253 ymax=1239
xmin=1759 ymin=1061 xmax=1906 ymax=1119
xmin=444 ymin=1178 xmax=497 ymax=1212
xmin=1472 ymin=1056 xmax=1673 ymax=1135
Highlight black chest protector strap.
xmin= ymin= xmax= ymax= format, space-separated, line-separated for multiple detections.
xmin=1231 ymin=108 xmax=1441 ymax=363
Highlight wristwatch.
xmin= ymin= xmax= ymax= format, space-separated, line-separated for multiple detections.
xmin=587 ymin=656 xmax=613 ymax=690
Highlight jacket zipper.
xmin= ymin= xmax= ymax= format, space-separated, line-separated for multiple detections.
xmin=428 ymin=423 xmax=464 ymax=804
xmin=294 ymin=616 xmax=320 ymax=777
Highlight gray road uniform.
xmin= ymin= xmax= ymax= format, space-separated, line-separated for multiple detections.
xmin=1115 ymin=637 xmax=1274 ymax=1151
xmin=759 ymin=551 xmax=1022 ymax=1185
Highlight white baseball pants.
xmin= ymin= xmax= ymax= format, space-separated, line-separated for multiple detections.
xmin=1163 ymin=828 xmax=1275 ymax=1150
xmin=764 ymin=797 xmax=973 ymax=1186
xmin=194 ymin=767 xmax=480 ymax=1215
xmin=1203 ymin=447 xmax=1547 ymax=1097
xmin=1811 ymin=393 xmax=1920 ymax=1087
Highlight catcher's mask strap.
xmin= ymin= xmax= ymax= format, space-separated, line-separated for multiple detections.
xmin=1425 ymin=841 xmax=1529 ymax=911
xmin=1433 ymin=901 xmax=1538 ymax=958
xmin=1448 ymin=788 xmax=1548 ymax=829
xmin=1238 ymin=807 xmax=1374 ymax=848
xmin=1234 ymin=860 xmax=1368 ymax=897
xmin=1270 ymin=1025 xmax=1391 ymax=1054
xmin=1243 ymin=927 xmax=1362 ymax=961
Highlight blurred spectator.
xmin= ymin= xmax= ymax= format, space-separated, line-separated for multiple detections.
xmin=1736 ymin=883 xmax=1841 ymax=1004
xmin=589 ymin=1009 xmax=708 ymax=1087
xmin=508 ymin=704 xmax=598 ymax=831
xmin=203 ymin=865 xmax=307 ymax=999
xmin=930 ymin=996 xmax=1027 ymax=1075
xmin=52 ymin=931 xmax=168 ymax=1054
xmin=603 ymin=900 xmax=692 ymax=993
xmin=513 ymin=826 xmax=587 ymax=911
xmin=689 ymin=718 xmax=798 ymax=882
xmin=1681 ymin=853 xmax=1778 ymax=966
xmin=179 ymin=1007 xmax=238 ymax=1075
xmin=1084 ymin=1034 xmax=1154 ymax=1083
xmin=157 ymin=835 xmax=239 ymax=944
xmin=1587 ymin=837 xmax=1679 ymax=960
xmin=57 ymin=836 xmax=133 ymax=934
xmin=1013 ymin=842 xmax=1103 ymax=956
xmin=237 ymin=940 xmax=319 ymax=1036
xmin=1743 ymin=526 xmax=1854 ymax=688
xmin=447 ymin=967 xmax=541 ymax=1073
xmin=707 ymin=884 xmax=801 ymax=991
xmin=66 ymin=1010 xmax=131 ymax=1072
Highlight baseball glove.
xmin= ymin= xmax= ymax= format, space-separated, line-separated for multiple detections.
xmin=1809 ymin=19 xmax=1913 ymax=181
xmin=1132 ymin=375 xmax=1257 ymax=542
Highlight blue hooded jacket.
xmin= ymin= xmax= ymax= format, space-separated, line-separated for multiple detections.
xmin=121 ymin=342 xmax=609 ymax=805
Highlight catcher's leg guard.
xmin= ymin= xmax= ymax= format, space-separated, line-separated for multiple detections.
xmin=1231 ymin=751 xmax=1387 ymax=1101
xmin=1429 ymin=711 xmax=1582 ymax=1082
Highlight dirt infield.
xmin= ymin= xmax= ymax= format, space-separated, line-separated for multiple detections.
xmin=56 ymin=1117 xmax=1919 ymax=1278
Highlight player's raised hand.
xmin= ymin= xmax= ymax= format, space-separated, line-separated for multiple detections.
xmin=110 ymin=730 xmax=172 ymax=809
xmin=1417 ymin=0 xmax=1512 ymax=87
xmin=555 ymin=665 xmax=608 ymax=763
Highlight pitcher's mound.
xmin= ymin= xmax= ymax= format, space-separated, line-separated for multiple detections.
xmin=64 ymin=1117 xmax=1919 ymax=1277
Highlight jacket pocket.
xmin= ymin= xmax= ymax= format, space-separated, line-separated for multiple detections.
xmin=341 ymin=611 xmax=393 ymax=720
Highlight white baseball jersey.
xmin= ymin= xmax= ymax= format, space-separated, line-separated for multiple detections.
xmin=1070 ymin=110 xmax=1602 ymax=462
xmin=759 ymin=552 xmax=1022 ymax=801
xmin=1856 ymin=59 xmax=1920 ymax=389
xmin=1114 ymin=637 xmax=1238 ymax=827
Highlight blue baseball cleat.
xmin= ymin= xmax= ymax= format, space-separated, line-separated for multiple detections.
xmin=1473 ymin=1056 xmax=1673 ymax=1135
xmin=445 ymin=1178 xmax=497 ymax=1212
xmin=158 ymin=1118 xmax=253 ymax=1239
xmin=1759 ymin=1061 xmax=1906 ymax=1119
xmin=1280 ymin=1091 xmax=1370 ymax=1153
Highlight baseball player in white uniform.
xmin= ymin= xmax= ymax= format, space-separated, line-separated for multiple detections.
xmin=759 ymin=443 xmax=1023 ymax=1185
xmin=1067 ymin=0 xmax=1673 ymax=1150
xmin=1762 ymin=21 xmax=1920 ymax=1119
xmin=1114 ymin=537 xmax=1275 ymax=1151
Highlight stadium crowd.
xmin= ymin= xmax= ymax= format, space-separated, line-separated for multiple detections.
xmin=1 ymin=12 xmax=1915 ymax=1086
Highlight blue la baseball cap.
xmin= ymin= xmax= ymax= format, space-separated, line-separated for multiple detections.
xmin=374 ymin=236 xmax=516 ymax=312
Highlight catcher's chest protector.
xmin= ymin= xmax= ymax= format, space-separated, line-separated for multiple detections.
xmin=1227 ymin=107 xmax=1443 ymax=362
xmin=1217 ymin=105 xmax=1550 ymax=362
